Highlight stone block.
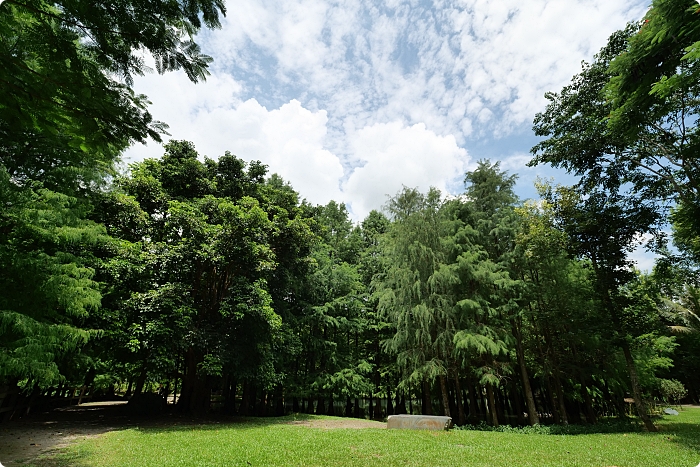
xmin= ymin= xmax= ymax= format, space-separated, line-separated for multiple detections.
xmin=386 ymin=414 xmax=452 ymax=430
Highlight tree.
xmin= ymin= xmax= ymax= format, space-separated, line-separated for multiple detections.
xmin=454 ymin=161 xmax=521 ymax=427
xmin=531 ymin=1 xmax=700 ymax=263
xmin=540 ymin=183 xmax=661 ymax=431
xmin=0 ymin=174 xmax=105 ymax=387
xmin=377 ymin=187 xmax=459 ymax=417
xmin=91 ymin=142 xmax=316 ymax=414
xmin=1 ymin=0 xmax=225 ymax=189
xmin=0 ymin=0 xmax=225 ymax=393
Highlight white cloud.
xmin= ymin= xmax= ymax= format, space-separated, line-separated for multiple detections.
xmin=126 ymin=0 xmax=650 ymax=220
xmin=499 ymin=153 xmax=534 ymax=173
xmin=125 ymin=72 xmax=344 ymax=206
xmin=202 ymin=0 xmax=648 ymax=142
xmin=343 ymin=122 xmax=468 ymax=220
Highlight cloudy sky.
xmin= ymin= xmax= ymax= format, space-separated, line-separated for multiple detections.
xmin=126 ymin=0 xmax=652 ymax=264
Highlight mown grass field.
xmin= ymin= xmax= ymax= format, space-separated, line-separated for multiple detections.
xmin=40 ymin=408 xmax=700 ymax=467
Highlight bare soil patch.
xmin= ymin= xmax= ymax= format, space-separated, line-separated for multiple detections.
xmin=286 ymin=418 xmax=385 ymax=429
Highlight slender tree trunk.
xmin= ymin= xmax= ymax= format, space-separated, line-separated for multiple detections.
xmin=580 ymin=377 xmax=597 ymax=424
xmin=422 ymin=380 xmax=433 ymax=415
xmin=239 ymin=380 xmax=251 ymax=416
xmin=275 ymin=385 xmax=285 ymax=416
xmin=511 ymin=384 xmax=526 ymax=426
xmin=466 ymin=379 xmax=479 ymax=424
xmin=515 ymin=340 xmax=539 ymax=425
xmin=546 ymin=378 xmax=560 ymax=424
xmin=602 ymin=380 xmax=626 ymax=419
xmin=386 ymin=376 xmax=394 ymax=416
xmin=326 ymin=395 xmax=334 ymax=416
xmin=622 ymin=342 xmax=657 ymax=432
xmin=439 ymin=375 xmax=451 ymax=417
xmin=486 ymin=382 xmax=498 ymax=427
xmin=134 ymin=360 xmax=148 ymax=395
xmin=553 ymin=370 xmax=569 ymax=425
xmin=397 ymin=393 xmax=407 ymax=414
xmin=495 ymin=387 xmax=506 ymax=424
xmin=454 ymin=375 xmax=466 ymax=426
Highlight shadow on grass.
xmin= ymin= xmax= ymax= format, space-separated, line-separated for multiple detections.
xmin=657 ymin=420 xmax=700 ymax=453
xmin=114 ymin=413 xmax=337 ymax=434
xmin=18 ymin=448 xmax=94 ymax=467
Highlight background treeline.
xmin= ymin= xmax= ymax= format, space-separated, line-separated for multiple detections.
xmin=2 ymin=0 xmax=700 ymax=430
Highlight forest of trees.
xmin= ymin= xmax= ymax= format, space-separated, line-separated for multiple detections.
xmin=1 ymin=0 xmax=700 ymax=431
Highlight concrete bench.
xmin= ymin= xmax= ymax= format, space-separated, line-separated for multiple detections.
xmin=387 ymin=415 xmax=452 ymax=431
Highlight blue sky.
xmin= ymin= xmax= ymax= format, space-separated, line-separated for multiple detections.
xmin=126 ymin=0 xmax=655 ymax=266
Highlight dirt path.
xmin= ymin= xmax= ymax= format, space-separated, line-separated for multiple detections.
xmin=286 ymin=418 xmax=385 ymax=429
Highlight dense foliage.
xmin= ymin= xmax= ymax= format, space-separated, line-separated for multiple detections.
xmin=1 ymin=0 xmax=700 ymax=430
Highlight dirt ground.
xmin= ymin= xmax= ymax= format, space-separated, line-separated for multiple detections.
xmin=285 ymin=418 xmax=385 ymax=429
xmin=0 ymin=402 xmax=386 ymax=466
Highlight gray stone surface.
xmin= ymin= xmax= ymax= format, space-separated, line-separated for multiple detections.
xmin=386 ymin=415 xmax=452 ymax=430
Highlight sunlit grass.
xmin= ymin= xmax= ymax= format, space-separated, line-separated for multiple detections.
xmin=39 ymin=408 xmax=700 ymax=467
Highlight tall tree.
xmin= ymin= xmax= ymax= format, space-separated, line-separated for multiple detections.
xmin=541 ymin=184 xmax=661 ymax=431
xmin=377 ymin=187 xmax=459 ymax=417
xmin=0 ymin=0 xmax=225 ymax=392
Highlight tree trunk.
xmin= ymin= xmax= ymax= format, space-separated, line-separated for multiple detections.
xmin=546 ymin=378 xmax=560 ymax=424
xmin=326 ymin=395 xmax=334 ymax=416
xmin=275 ymin=385 xmax=285 ymax=416
xmin=305 ymin=397 xmax=314 ymax=414
xmin=385 ymin=376 xmax=393 ymax=416
xmin=439 ymin=375 xmax=451 ymax=417
xmin=514 ymin=320 xmax=539 ymax=425
xmin=495 ymin=387 xmax=506 ymax=425
xmin=239 ymin=380 xmax=251 ymax=416
xmin=454 ymin=375 xmax=466 ymax=426
xmin=397 ymin=393 xmax=407 ymax=415
xmin=602 ymin=380 xmax=626 ymax=419
xmin=486 ymin=382 xmax=498 ymax=427
xmin=466 ymin=379 xmax=479 ymax=424
xmin=580 ymin=377 xmax=597 ymax=424
xmin=622 ymin=342 xmax=657 ymax=432
xmin=422 ymin=380 xmax=433 ymax=415
xmin=511 ymin=384 xmax=526 ymax=426
xmin=177 ymin=347 xmax=210 ymax=415
xmin=374 ymin=395 xmax=382 ymax=420
xmin=133 ymin=360 xmax=148 ymax=396
xmin=553 ymin=370 xmax=569 ymax=425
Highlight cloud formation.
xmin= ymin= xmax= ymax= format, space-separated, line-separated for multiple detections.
xmin=344 ymin=122 xmax=467 ymax=219
xmin=206 ymin=0 xmax=647 ymax=141
xmin=126 ymin=0 xmax=649 ymax=219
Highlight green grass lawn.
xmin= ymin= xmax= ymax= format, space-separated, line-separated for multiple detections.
xmin=43 ymin=408 xmax=700 ymax=467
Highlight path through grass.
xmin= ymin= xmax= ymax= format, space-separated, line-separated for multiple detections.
xmin=38 ymin=408 xmax=700 ymax=467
